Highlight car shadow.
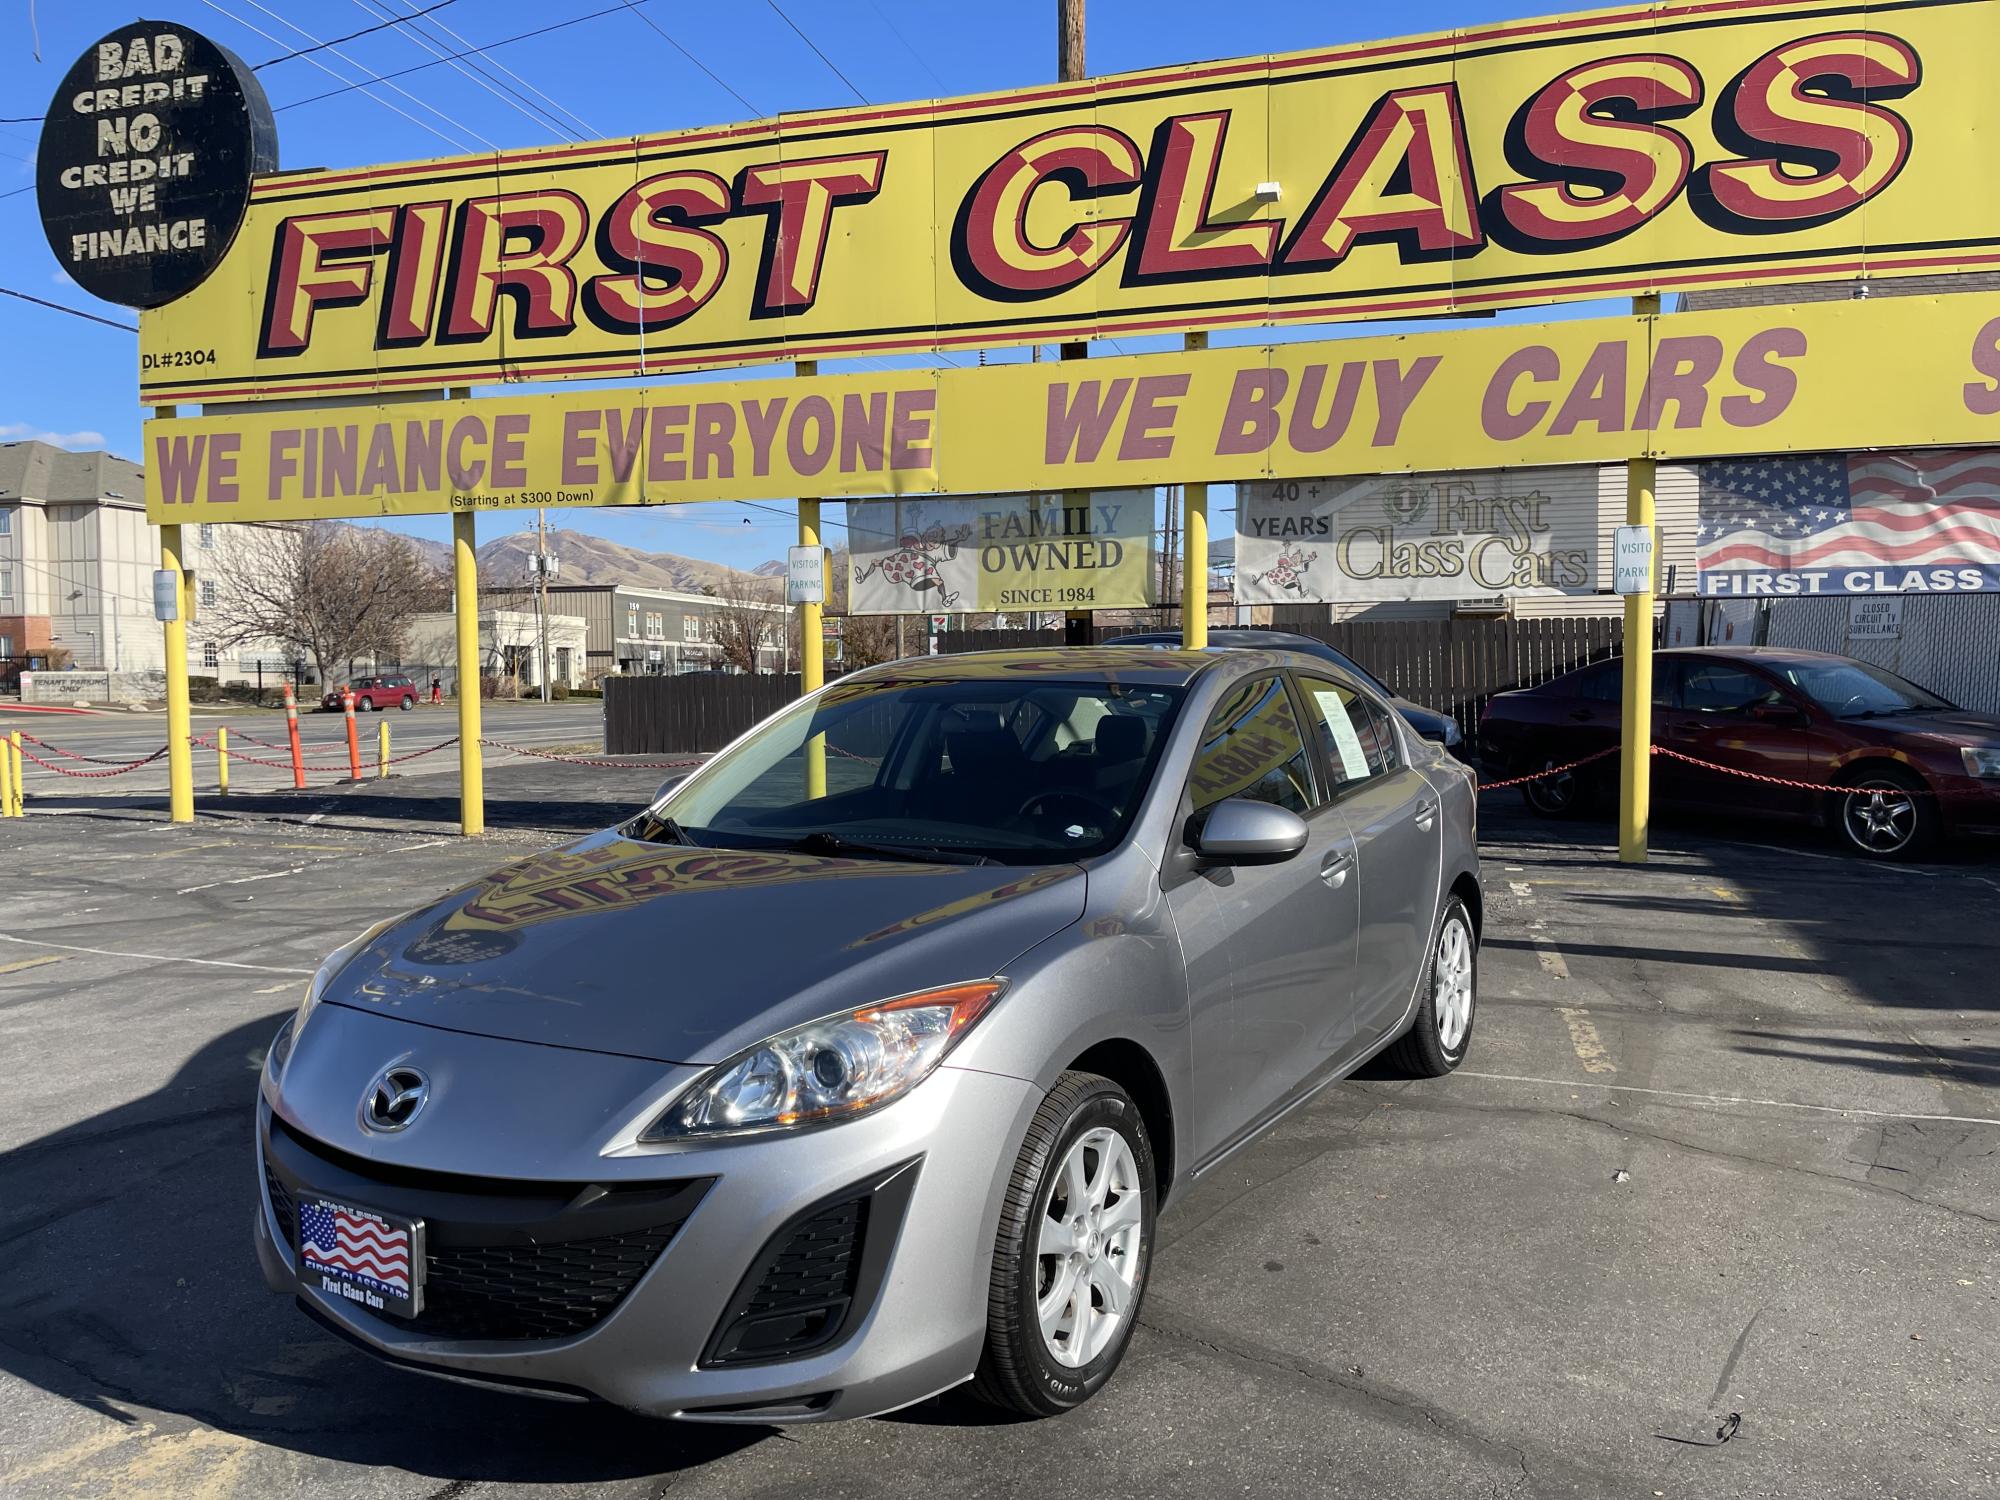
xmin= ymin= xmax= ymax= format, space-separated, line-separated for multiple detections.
xmin=0 ymin=1014 xmax=768 ymax=1483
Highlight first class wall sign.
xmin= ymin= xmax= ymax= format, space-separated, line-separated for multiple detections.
xmin=134 ymin=0 xmax=2000 ymax=405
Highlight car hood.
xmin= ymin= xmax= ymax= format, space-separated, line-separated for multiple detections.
xmin=318 ymin=830 xmax=1087 ymax=1064
xmin=1843 ymin=708 xmax=2000 ymax=742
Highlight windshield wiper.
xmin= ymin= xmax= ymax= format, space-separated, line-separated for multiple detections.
xmin=781 ymin=830 xmax=998 ymax=866
xmin=637 ymin=814 xmax=697 ymax=845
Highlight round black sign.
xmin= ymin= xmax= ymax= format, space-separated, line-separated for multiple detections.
xmin=36 ymin=21 xmax=277 ymax=309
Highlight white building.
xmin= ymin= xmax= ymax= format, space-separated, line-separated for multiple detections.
xmin=402 ymin=608 xmax=587 ymax=695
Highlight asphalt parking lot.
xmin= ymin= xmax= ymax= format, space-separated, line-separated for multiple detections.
xmin=1 ymin=762 xmax=1995 ymax=1499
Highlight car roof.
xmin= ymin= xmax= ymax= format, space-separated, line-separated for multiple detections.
xmin=841 ymin=647 xmax=1235 ymax=688
xmin=1655 ymin=646 xmax=1859 ymax=666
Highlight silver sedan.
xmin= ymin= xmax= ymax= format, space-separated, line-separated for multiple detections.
xmin=254 ymin=647 xmax=1481 ymax=1421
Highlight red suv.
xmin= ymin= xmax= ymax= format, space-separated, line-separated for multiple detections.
xmin=1479 ymin=648 xmax=2000 ymax=859
xmin=322 ymin=675 xmax=418 ymax=713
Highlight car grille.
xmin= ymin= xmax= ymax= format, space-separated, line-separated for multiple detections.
xmin=264 ymin=1156 xmax=694 ymax=1343
xmin=701 ymin=1180 xmax=898 ymax=1367
xmin=739 ymin=1198 xmax=867 ymax=1321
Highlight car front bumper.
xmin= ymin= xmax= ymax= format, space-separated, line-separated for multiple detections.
xmin=253 ymin=1007 xmax=1042 ymax=1422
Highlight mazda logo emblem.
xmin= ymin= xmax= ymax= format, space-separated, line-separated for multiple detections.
xmin=364 ymin=1066 xmax=429 ymax=1132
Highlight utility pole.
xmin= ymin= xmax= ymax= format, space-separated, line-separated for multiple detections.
xmin=1059 ymin=0 xmax=1091 ymax=648
xmin=531 ymin=509 xmax=553 ymax=702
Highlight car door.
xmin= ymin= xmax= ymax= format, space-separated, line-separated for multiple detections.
xmin=1165 ymin=673 xmax=1361 ymax=1162
xmin=1653 ymin=658 xmax=1820 ymax=818
xmin=1296 ymin=675 xmax=1443 ymax=1049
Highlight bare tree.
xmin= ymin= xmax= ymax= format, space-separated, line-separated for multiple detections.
xmin=207 ymin=523 xmax=447 ymax=683
xmin=706 ymin=574 xmax=784 ymax=674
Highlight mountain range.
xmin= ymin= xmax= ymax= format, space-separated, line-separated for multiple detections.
xmin=400 ymin=527 xmax=768 ymax=595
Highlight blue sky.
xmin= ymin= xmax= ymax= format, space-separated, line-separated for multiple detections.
xmin=1 ymin=0 xmax=1614 ymax=571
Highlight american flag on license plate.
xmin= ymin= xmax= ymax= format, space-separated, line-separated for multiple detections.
xmin=300 ymin=1202 xmax=410 ymax=1294
xmin=1696 ymin=452 xmax=2000 ymax=594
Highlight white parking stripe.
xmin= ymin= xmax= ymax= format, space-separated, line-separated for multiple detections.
xmin=0 ymin=933 xmax=313 ymax=976
xmin=1459 ymin=1070 xmax=2000 ymax=1128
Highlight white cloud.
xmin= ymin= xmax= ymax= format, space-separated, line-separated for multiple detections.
xmin=0 ymin=422 xmax=108 ymax=450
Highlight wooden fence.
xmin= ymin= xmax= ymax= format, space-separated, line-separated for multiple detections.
xmin=603 ymin=617 xmax=1635 ymax=752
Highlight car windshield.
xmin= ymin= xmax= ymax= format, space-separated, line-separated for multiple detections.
xmin=633 ymin=676 xmax=1187 ymax=864
xmin=1775 ymin=660 xmax=1953 ymax=717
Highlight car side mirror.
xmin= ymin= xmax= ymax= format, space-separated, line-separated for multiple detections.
xmin=1750 ymin=701 xmax=1806 ymax=725
xmin=651 ymin=769 xmax=692 ymax=805
xmin=1191 ymin=798 xmax=1309 ymax=865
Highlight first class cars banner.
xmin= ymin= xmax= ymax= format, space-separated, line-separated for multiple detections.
xmin=139 ymin=0 xmax=2000 ymax=406
xmin=142 ymin=293 xmax=2000 ymax=521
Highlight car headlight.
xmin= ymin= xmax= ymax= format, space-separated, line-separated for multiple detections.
xmin=267 ymin=919 xmax=395 ymax=1077
xmin=644 ymin=981 xmax=1004 ymax=1140
xmin=1964 ymin=746 xmax=2000 ymax=779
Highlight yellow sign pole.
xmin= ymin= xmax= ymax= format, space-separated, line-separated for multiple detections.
xmin=158 ymin=511 xmax=195 ymax=825
xmin=796 ymin=361 xmax=827 ymax=801
xmin=1618 ymin=295 xmax=1660 ymax=864
xmin=379 ymin=720 xmax=390 ymax=779
xmin=6 ymin=732 xmax=20 ymax=816
xmin=216 ymin=725 xmax=229 ymax=796
xmin=1183 ymin=331 xmax=1209 ymax=651
xmin=0 ymin=726 xmax=14 ymax=816
xmin=451 ymin=413 xmax=484 ymax=835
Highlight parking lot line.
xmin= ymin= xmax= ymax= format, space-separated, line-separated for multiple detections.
xmin=0 ymin=933 xmax=313 ymax=976
xmin=1553 ymin=1007 xmax=1615 ymax=1072
xmin=0 ymin=954 xmax=65 ymax=977
xmin=1459 ymin=1070 xmax=2000 ymax=1128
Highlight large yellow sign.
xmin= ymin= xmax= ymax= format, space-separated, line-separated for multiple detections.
xmin=144 ymin=291 xmax=2000 ymax=521
xmin=138 ymin=0 xmax=2000 ymax=406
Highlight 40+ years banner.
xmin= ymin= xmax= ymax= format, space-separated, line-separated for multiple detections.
xmin=848 ymin=494 xmax=1156 ymax=615
xmin=1235 ymin=468 xmax=1602 ymax=605
xmin=138 ymin=0 xmax=2000 ymax=406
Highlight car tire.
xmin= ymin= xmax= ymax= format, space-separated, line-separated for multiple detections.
xmin=971 ymin=1071 xmax=1156 ymax=1418
xmin=1519 ymin=757 xmax=1583 ymax=818
xmin=1381 ymin=895 xmax=1478 ymax=1078
xmin=1831 ymin=765 xmax=1937 ymax=860
xmin=399 ymin=696 xmax=414 ymax=711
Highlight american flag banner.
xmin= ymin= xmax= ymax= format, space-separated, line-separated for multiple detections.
xmin=299 ymin=1200 xmax=411 ymax=1296
xmin=1696 ymin=451 xmax=2000 ymax=597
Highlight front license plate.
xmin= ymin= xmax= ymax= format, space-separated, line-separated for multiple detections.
xmin=297 ymin=1196 xmax=425 ymax=1318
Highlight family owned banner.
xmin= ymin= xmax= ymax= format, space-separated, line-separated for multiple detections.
xmin=1235 ymin=468 xmax=1601 ymax=604
xmin=848 ymin=493 xmax=1156 ymax=615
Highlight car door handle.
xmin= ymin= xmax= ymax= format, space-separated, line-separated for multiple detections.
xmin=1319 ymin=849 xmax=1353 ymax=888
xmin=1414 ymin=799 xmax=1438 ymax=831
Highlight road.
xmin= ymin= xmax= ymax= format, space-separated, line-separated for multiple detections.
xmin=0 ymin=789 xmax=1995 ymax=1499
xmin=0 ymin=700 xmax=610 ymax=801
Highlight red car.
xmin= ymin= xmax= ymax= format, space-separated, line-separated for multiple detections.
xmin=321 ymin=674 xmax=418 ymax=713
xmin=1479 ymin=647 xmax=2000 ymax=859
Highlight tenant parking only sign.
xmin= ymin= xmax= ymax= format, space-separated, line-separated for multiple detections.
xmin=134 ymin=0 xmax=2000 ymax=405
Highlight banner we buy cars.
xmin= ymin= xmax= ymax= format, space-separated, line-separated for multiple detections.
xmin=138 ymin=0 xmax=2000 ymax=406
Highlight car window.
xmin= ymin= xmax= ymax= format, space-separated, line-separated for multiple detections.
xmin=1186 ymin=676 xmax=1316 ymax=819
xmin=1775 ymin=659 xmax=1953 ymax=717
xmin=1678 ymin=662 xmax=1781 ymax=714
xmin=1298 ymin=676 xmax=1395 ymax=794
xmin=1570 ymin=659 xmax=1675 ymax=706
xmin=660 ymin=677 xmax=1185 ymax=863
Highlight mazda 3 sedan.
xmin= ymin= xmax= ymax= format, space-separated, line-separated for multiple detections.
xmin=255 ymin=648 xmax=1481 ymax=1421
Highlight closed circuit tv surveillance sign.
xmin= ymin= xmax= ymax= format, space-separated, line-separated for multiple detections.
xmin=36 ymin=21 xmax=277 ymax=309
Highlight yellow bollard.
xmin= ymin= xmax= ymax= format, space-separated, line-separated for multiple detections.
xmin=378 ymin=720 xmax=390 ymax=779
xmin=217 ymin=726 xmax=229 ymax=796
xmin=0 ymin=728 xmax=13 ymax=817
xmin=8 ymin=731 xmax=22 ymax=816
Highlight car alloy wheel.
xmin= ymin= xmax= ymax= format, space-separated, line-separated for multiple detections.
xmin=1523 ymin=760 xmax=1576 ymax=815
xmin=1837 ymin=773 xmax=1933 ymax=858
xmin=972 ymin=1071 xmax=1155 ymax=1417
xmin=1434 ymin=912 xmax=1474 ymax=1053
xmin=1036 ymin=1126 xmax=1144 ymax=1369
xmin=1382 ymin=894 xmax=1478 ymax=1078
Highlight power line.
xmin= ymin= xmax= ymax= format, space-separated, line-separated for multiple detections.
xmin=616 ymin=1 xmax=762 ymax=117
xmin=275 ymin=1 xmax=663 ymax=116
xmin=863 ymin=0 xmax=942 ymax=91
xmin=766 ymin=0 xmax=869 ymax=105
xmin=0 ymin=286 xmax=138 ymax=332
xmin=255 ymin=0 xmax=457 ymax=69
xmin=349 ymin=0 xmax=581 ymax=142
xmin=387 ymin=0 xmax=601 ymax=140
xmin=200 ymin=0 xmax=489 ymax=154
